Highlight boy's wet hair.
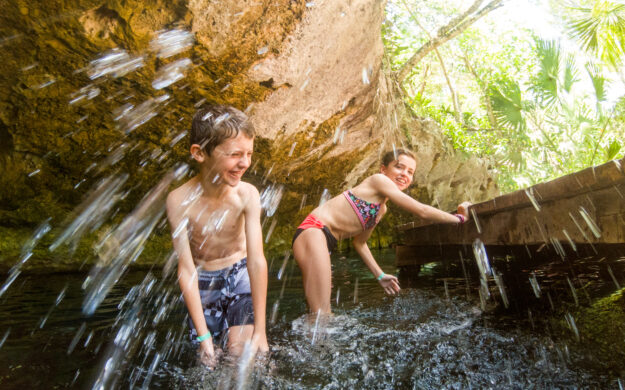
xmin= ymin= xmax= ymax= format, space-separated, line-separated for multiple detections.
xmin=381 ymin=148 xmax=416 ymax=166
xmin=190 ymin=105 xmax=255 ymax=155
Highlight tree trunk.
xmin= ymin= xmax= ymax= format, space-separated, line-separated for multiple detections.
xmin=397 ymin=0 xmax=505 ymax=82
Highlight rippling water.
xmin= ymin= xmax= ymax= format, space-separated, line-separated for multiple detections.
xmin=0 ymin=249 xmax=620 ymax=388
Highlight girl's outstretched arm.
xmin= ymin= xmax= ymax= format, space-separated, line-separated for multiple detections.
xmin=371 ymin=174 xmax=470 ymax=224
xmin=352 ymin=228 xmax=400 ymax=295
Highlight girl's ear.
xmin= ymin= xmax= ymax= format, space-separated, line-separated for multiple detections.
xmin=190 ymin=144 xmax=205 ymax=162
xmin=380 ymin=164 xmax=387 ymax=175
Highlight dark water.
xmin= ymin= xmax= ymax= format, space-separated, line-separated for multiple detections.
xmin=0 ymin=249 xmax=623 ymax=389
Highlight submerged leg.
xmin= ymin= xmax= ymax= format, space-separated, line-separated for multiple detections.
xmin=293 ymin=228 xmax=332 ymax=314
xmin=227 ymin=324 xmax=254 ymax=356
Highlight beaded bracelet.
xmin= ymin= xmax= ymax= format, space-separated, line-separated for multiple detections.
xmin=453 ymin=213 xmax=466 ymax=224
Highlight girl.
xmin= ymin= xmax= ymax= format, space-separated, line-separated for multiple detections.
xmin=292 ymin=149 xmax=471 ymax=313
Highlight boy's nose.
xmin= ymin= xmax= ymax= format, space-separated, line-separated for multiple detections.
xmin=239 ymin=155 xmax=251 ymax=168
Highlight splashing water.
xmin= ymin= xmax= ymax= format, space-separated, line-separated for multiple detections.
xmin=50 ymin=175 xmax=128 ymax=253
xmin=150 ymin=29 xmax=195 ymax=58
xmin=472 ymin=239 xmax=492 ymax=281
xmin=299 ymin=194 xmax=307 ymax=211
xmin=361 ymin=67 xmax=370 ymax=85
xmin=87 ymin=48 xmax=144 ymax=80
xmin=152 ymin=58 xmax=193 ymax=90
xmin=529 ymin=273 xmax=541 ymax=298
xmin=82 ymin=165 xmax=188 ymax=316
xmin=493 ymin=272 xmax=509 ymax=308
xmin=288 ymin=142 xmax=297 ymax=157
xmin=69 ymin=84 xmax=101 ymax=105
xmin=260 ymin=184 xmax=284 ymax=217
xmin=277 ymin=252 xmax=290 ymax=280
xmin=0 ymin=219 xmax=51 ymax=299
xmin=265 ymin=219 xmax=278 ymax=243
xmin=115 ymin=94 xmax=170 ymax=133
xmin=524 ymin=187 xmax=541 ymax=212
xmin=471 ymin=208 xmax=482 ymax=234
xmin=579 ymin=206 xmax=601 ymax=238
xmin=319 ymin=189 xmax=331 ymax=206
xmin=607 ymin=265 xmax=621 ymax=289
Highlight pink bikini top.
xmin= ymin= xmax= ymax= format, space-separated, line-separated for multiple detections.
xmin=343 ymin=190 xmax=381 ymax=230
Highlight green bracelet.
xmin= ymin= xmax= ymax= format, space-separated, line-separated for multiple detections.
xmin=377 ymin=272 xmax=385 ymax=281
xmin=197 ymin=332 xmax=211 ymax=342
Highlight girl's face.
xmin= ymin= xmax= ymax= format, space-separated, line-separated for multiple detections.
xmin=380 ymin=154 xmax=416 ymax=191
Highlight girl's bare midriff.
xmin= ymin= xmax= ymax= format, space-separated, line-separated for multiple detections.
xmin=310 ymin=177 xmax=387 ymax=240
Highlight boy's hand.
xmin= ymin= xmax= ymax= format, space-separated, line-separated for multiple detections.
xmin=198 ymin=339 xmax=217 ymax=367
xmin=457 ymin=201 xmax=472 ymax=221
xmin=379 ymin=274 xmax=400 ymax=295
xmin=251 ymin=332 xmax=269 ymax=354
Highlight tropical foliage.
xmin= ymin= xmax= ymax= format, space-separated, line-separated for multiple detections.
xmin=384 ymin=0 xmax=625 ymax=193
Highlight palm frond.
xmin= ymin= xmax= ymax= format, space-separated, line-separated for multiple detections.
xmin=531 ymin=38 xmax=561 ymax=107
xmin=489 ymin=77 xmax=526 ymax=131
xmin=566 ymin=1 xmax=625 ymax=68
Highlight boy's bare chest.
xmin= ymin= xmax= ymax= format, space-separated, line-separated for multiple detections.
xmin=186 ymin=200 xmax=244 ymax=238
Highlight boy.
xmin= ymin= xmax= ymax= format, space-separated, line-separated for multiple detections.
xmin=166 ymin=105 xmax=268 ymax=366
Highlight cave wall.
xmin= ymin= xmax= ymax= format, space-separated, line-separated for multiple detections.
xmin=0 ymin=0 xmax=498 ymax=270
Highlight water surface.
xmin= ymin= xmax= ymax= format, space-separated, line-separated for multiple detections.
xmin=0 ymin=249 xmax=621 ymax=388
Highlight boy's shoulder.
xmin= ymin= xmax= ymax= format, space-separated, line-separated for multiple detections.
xmin=167 ymin=177 xmax=197 ymax=203
xmin=235 ymin=181 xmax=260 ymax=205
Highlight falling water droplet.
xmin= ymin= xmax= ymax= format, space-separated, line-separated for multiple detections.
xmin=471 ymin=208 xmax=482 ymax=234
xmin=493 ymin=272 xmax=509 ymax=308
xmin=566 ymin=276 xmax=579 ymax=306
xmin=524 ymin=188 xmax=541 ymax=211
xmin=270 ymin=300 xmax=280 ymax=324
xmin=299 ymin=194 xmax=307 ymax=211
xmin=67 ymin=322 xmax=87 ymax=355
xmin=150 ymin=29 xmax=194 ymax=58
xmin=311 ymin=309 xmax=322 ymax=345
xmin=362 ymin=67 xmax=370 ymax=85
xmin=265 ymin=218 xmax=278 ymax=243
xmin=564 ymin=312 xmax=580 ymax=342
xmin=288 ymin=142 xmax=297 ymax=156
xmin=0 ymin=328 xmax=10 ymax=349
xmin=277 ymin=252 xmax=290 ymax=280
xmin=319 ymin=189 xmax=331 ymax=206
xmin=152 ymin=58 xmax=192 ymax=89
xmin=579 ymin=206 xmax=601 ymax=238
xmin=607 ymin=265 xmax=621 ymax=289
xmin=529 ymin=273 xmax=541 ymax=298
xmin=472 ymin=239 xmax=491 ymax=280
xmin=260 ymin=184 xmax=284 ymax=217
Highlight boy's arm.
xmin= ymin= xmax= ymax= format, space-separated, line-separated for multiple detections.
xmin=166 ymin=192 xmax=215 ymax=364
xmin=372 ymin=174 xmax=470 ymax=224
xmin=352 ymin=222 xmax=400 ymax=295
xmin=243 ymin=185 xmax=269 ymax=352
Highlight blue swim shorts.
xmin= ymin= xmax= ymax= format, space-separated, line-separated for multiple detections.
xmin=188 ymin=258 xmax=254 ymax=345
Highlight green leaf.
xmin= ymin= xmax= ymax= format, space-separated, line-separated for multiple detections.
xmin=605 ymin=139 xmax=622 ymax=160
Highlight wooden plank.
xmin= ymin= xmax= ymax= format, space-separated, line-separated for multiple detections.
xmin=396 ymin=158 xmax=625 ymax=266
xmin=397 ymin=157 xmax=625 ymax=232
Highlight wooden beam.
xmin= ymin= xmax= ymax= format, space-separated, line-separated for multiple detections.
xmin=396 ymin=158 xmax=625 ymax=265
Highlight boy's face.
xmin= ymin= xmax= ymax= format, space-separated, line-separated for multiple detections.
xmin=380 ymin=154 xmax=416 ymax=191
xmin=196 ymin=132 xmax=254 ymax=187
